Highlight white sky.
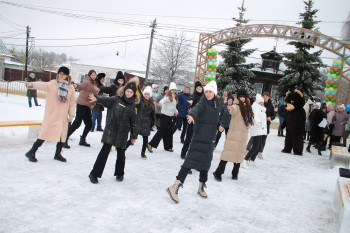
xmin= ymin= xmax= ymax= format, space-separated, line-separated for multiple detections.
xmin=0 ymin=0 xmax=349 ymax=69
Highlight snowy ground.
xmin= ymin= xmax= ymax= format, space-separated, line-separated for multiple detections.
xmin=0 ymin=93 xmax=342 ymax=233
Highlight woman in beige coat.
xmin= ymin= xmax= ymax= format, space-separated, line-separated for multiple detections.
xmin=25 ymin=66 xmax=76 ymax=162
xmin=213 ymin=89 xmax=253 ymax=181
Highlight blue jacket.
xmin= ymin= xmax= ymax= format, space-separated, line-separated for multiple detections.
xmin=176 ymin=93 xmax=191 ymax=118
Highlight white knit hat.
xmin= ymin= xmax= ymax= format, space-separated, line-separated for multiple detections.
xmin=338 ymin=104 xmax=345 ymax=110
xmin=143 ymin=86 xmax=153 ymax=98
xmin=255 ymin=93 xmax=264 ymax=103
xmin=315 ymin=102 xmax=321 ymax=109
xmin=169 ymin=82 xmax=177 ymax=90
xmin=203 ymin=80 xmax=217 ymax=95
xmin=151 ymin=84 xmax=159 ymax=89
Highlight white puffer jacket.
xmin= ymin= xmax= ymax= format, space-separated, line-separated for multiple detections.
xmin=250 ymin=102 xmax=267 ymax=137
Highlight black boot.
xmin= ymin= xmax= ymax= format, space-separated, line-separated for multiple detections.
xmin=54 ymin=142 xmax=67 ymax=162
xmin=316 ymin=143 xmax=323 ymax=156
xmin=141 ymin=152 xmax=147 ymax=160
xmin=280 ymin=130 xmax=285 ymax=137
xmin=25 ymin=139 xmax=44 ymax=162
xmin=62 ymin=138 xmax=70 ymax=149
xmin=306 ymin=143 xmax=311 ymax=153
xmin=213 ymin=172 xmax=222 ymax=182
xmin=79 ymin=136 xmax=91 ymax=147
xmin=277 ymin=130 xmax=281 ymax=136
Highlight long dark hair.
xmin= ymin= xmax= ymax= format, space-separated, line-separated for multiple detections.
xmin=144 ymin=97 xmax=155 ymax=110
xmin=238 ymin=97 xmax=254 ymax=126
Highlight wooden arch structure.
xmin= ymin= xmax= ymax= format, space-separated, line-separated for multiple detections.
xmin=194 ymin=24 xmax=350 ymax=104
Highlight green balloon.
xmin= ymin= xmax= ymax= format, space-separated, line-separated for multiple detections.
xmin=332 ymin=84 xmax=337 ymax=88
xmin=324 ymin=98 xmax=329 ymax=102
xmin=326 ymin=84 xmax=330 ymax=88
xmin=330 ymin=70 xmax=335 ymax=74
xmin=331 ymin=98 xmax=336 ymax=102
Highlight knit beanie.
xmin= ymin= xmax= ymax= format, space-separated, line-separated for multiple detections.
xmin=57 ymin=66 xmax=70 ymax=75
xmin=203 ymin=80 xmax=217 ymax=95
xmin=237 ymin=89 xmax=248 ymax=98
xmin=255 ymin=93 xmax=264 ymax=103
xmin=124 ymin=82 xmax=137 ymax=95
xmin=143 ymin=86 xmax=153 ymax=98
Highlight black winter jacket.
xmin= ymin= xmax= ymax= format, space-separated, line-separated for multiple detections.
xmin=96 ymin=95 xmax=137 ymax=149
xmin=136 ymin=98 xmax=156 ymax=136
xmin=99 ymin=84 xmax=118 ymax=97
xmin=264 ymin=99 xmax=276 ymax=134
xmin=219 ymin=103 xmax=231 ymax=128
xmin=182 ymin=96 xmax=221 ymax=171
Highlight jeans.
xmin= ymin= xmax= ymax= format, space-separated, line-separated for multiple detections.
xmin=28 ymin=96 xmax=39 ymax=107
xmin=92 ymin=111 xmax=102 ymax=130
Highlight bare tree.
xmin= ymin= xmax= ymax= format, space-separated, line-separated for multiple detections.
xmin=150 ymin=32 xmax=195 ymax=86
xmin=341 ymin=12 xmax=350 ymax=42
xmin=11 ymin=48 xmax=77 ymax=69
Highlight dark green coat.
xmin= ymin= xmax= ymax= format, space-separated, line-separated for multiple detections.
xmin=26 ymin=76 xmax=38 ymax=97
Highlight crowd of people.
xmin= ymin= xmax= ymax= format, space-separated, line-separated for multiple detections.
xmin=23 ymin=66 xmax=350 ymax=204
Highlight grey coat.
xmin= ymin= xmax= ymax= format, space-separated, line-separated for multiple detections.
xmin=332 ymin=111 xmax=349 ymax=137
xmin=26 ymin=76 xmax=38 ymax=97
xmin=96 ymin=95 xmax=137 ymax=149
xmin=181 ymin=96 xmax=221 ymax=171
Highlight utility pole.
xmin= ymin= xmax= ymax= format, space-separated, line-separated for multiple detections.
xmin=145 ymin=18 xmax=157 ymax=82
xmin=24 ymin=25 xmax=30 ymax=80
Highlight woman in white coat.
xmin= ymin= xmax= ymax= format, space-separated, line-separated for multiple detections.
xmin=242 ymin=94 xmax=267 ymax=167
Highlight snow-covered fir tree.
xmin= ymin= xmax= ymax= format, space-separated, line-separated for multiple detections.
xmin=277 ymin=0 xmax=324 ymax=97
xmin=216 ymin=0 xmax=256 ymax=95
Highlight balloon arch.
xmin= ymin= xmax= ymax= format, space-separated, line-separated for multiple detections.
xmin=194 ymin=24 xmax=350 ymax=105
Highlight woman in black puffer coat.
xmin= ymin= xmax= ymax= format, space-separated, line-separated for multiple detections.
xmin=88 ymin=82 xmax=137 ymax=184
xmin=166 ymin=81 xmax=221 ymax=204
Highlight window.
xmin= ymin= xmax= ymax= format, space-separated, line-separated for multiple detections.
xmin=254 ymin=83 xmax=263 ymax=94
xmin=271 ymin=85 xmax=278 ymax=99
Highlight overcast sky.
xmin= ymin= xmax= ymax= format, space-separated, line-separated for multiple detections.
xmin=0 ymin=0 xmax=349 ymax=69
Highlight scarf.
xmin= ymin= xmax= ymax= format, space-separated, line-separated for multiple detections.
xmin=58 ymin=80 xmax=69 ymax=103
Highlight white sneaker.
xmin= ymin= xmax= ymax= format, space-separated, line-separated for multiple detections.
xmin=241 ymin=159 xmax=248 ymax=169
xmin=249 ymin=161 xmax=256 ymax=167
xmin=258 ymin=152 xmax=263 ymax=160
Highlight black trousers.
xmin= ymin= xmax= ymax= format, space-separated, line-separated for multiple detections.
xmin=214 ymin=126 xmax=229 ymax=146
xmin=90 ymin=143 xmax=126 ymax=178
xmin=214 ymin=160 xmax=241 ymax=177
xmin=245 ymin=136 xmax=262 ymax=161
xmin=149 ymin=114 xmax=173 ymax=150
xmin=67 ymin=104 xmax=92 ymax=139
xmin=141 ymin=136 xmax=149 ymax=153
xmin=180 ymin=124 xmax=194 ymax=158
xmin=176 ymin=167 xmax=208 ymax=184
xmin=172 ymin=116 xmax=188 ymax=141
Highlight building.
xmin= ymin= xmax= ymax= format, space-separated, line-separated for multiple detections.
xmin=69 ymin=54 xmax=146 ymax=86
xmin=250 ymin=49 xmax=286 ymax=99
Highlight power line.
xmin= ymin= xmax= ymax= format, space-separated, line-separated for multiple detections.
xmin=0 ymin=1 xmax=346 ymax=24
xmin=0 ymin=1 xmax=344 ymax=36
xmin=0 ymin=14 xmax=26 ymax=30
xmin=0 ymin=33 xmax=149 ymax=40
xmin=3 ymin=36 xmax=149 ymax=48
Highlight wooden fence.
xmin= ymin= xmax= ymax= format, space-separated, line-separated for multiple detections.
xmin=4 ymin=68 xmax=56 ymax=82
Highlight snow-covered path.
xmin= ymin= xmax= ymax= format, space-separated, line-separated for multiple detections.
xmin=0 ymin=93 xmax=340 ymax=233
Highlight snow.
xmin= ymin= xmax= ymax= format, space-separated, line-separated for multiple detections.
xmin=0 ymin=93 xmax=342 ymax=233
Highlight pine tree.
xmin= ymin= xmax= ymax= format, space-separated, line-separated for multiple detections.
xmin=216 ymin=0 xmax=256 ymax=95
xmin=277 ymin=0 xmax=324 ymax=97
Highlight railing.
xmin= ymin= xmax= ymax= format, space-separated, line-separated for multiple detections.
xmin=0 ymin=80 xmax=47 ymax=98
xmin=0 ymin=80 xmax=80 ymax=98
